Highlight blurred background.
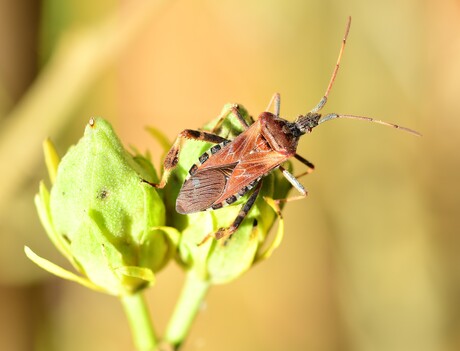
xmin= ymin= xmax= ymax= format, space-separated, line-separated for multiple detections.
xmin=1 ymin=0 xmax=459 ymax=350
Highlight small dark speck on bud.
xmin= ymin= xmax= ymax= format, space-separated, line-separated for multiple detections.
xmin=97 ymin=189 xmax=108 ymax=200
xmin=62 ymin=234 xmax=71 ymax=244
xmin=89 ymin=117 xmax=95 ymax=127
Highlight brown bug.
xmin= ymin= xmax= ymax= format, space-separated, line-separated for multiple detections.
xmin=150 ymin=16 xmax=420 ymax=244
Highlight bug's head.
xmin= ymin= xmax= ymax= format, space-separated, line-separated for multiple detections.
xmin=293 ymin=112 xmax=322 ymax=135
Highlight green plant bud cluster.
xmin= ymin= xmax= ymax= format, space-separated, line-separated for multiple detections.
xmin=29 ymin=106 xmax=292 ymax=294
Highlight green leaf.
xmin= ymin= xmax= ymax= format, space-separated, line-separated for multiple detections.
xmin=254 ymin=197 xmax=285 ymax=263
xmin=116 ymin=266 xmax=155 ymax=284
xmin=34 ymin=182 xmax=79 ymax=268
xmin=146 ymin=126 xmax=172 ymax=156
xmin=43 ymin=138 xmax=60 ymax=184
xmin=24 ymin=246 xmax=103 ymax=292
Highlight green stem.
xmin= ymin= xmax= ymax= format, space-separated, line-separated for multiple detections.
xmin=164 ymin=271 xmax=211 ymax=349
xmin=121 ymin=292 xmax=158 ymax=351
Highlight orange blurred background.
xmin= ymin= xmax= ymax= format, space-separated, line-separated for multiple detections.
xmin=1 ymin=0 xmax=459 ymax=350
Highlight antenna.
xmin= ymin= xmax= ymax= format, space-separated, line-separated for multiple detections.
xmin=310 ymin=16 xmax=352 ymax=114
xmin=318 ymin=113 xmax=422 ymax=136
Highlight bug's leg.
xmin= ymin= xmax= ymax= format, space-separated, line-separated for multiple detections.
xmin=294 ymin=153 xmax=315 ymax=179
xmin=265 ymin=93 xmax=281 ymax=116
xmin=211 ymin=104 xmax=250 ymax=134
xmin=310 ymin=16 xmax=351 ymax=114
xmin=275 ymin=165 xmax=308 ymax=204
xmin=198 ymin=181 xmax=263 ymax=246
xmin=147 ymin=129 xmax=228 ymax=189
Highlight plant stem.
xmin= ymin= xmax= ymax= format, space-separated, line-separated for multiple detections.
xmin=164 ymin=271 xmax=211 ymax=349
xmin=121 ymin=292 xmax=158 ymax=351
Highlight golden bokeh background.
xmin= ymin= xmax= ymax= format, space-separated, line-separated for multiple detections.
xmin=1 ymin=0 xmax=459 ymax=350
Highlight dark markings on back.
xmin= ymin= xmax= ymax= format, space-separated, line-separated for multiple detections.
xmin=238 ymin=186 xmax=248 ymax=197
xmin=199 ymin=152 xmax=209 ymax=164
xmin=226 ymin=195 xmax=237 ymax=205
xmin=189 ymin=164 xmax=198 ymax=176
xmin=212 ymin=203 xmax=223 ymax=210
xmin=210 ymin=144 xmax=221 ymax=154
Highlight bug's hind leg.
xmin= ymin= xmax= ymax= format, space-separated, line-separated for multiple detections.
xmin=146 ymin=129 xmax=228 ymax=189
xmin=198 ymin=181 xmax=263 ymax=246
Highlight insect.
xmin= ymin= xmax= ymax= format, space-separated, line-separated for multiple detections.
xmin=150 ymin=16 xmax=420 ymax=244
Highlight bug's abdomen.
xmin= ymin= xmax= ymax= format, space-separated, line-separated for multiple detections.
xmin=176 ymin=164 xmax=236 ymax=214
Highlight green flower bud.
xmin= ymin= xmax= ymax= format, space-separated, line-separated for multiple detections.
xmin=27 ymin=118 xmax=178 ymax=296
xmin=159 ymin=104 xmax=292 ymax=284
